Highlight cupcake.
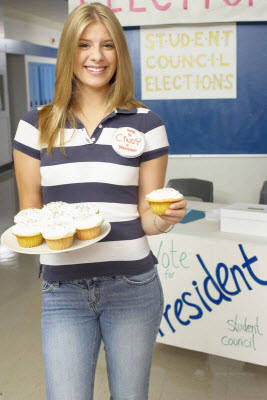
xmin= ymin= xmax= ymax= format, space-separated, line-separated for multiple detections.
xmin=74 ymin=213 xmax=104 ymax=240
xmin=41 ymin=201 xmax=72 ymax=218
xmin=14 ymin=208 xmax=42 ymax=224
xmin=12 ymin=222 xmax=43 ymax=248
xmin=42 ymin=222 xmax=76 ymax=250
xmin=71 ymin=202 xmax=99 ymax=216
xmin=40 ymin=210 xmax=76 ymax=227
xmin=146 ymin=188 xmax=183 ymax=215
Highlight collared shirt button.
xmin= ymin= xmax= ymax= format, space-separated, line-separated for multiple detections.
xmin=91 ymin=138 xmax=95 ymax=142
xmin=98 ymin=124 xmax=102 ymax=128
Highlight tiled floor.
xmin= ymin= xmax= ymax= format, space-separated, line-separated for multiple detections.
xmin=1 ymin=169 xmax=267 ymax=400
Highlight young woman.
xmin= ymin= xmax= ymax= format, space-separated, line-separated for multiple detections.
xmin=13 ymin=3 xmax=187 ymax=399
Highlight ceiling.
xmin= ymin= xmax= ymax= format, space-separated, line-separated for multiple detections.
xmin=0 ymin=0 xmax=69 ymax=26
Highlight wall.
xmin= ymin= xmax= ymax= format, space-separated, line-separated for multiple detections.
xmin=6 ymin=54 xmax=27 ymax=141
xmin=0 ymin=49 xmax=12 ymax=167
xmin=166 ymin=156 xmax=267 ymax=204
xmin=4 ymin=17 xmax=61 ymax=48
xmin=0 ymin=7 xmax=59 ymax=169
xmin=0 ymin=9 xmax=12 ymax=168
xmin=3 ymin=9 xmax=62 ymax=48
xmin=0 ymin=8 xmax=4 ymax=38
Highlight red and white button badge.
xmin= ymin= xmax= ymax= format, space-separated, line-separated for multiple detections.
xmin=112 ymin=127 xmax=145 ymax=158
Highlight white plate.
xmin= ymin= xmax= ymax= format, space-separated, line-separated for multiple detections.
xmin=0 ymin=221 xmax=111 ymax=255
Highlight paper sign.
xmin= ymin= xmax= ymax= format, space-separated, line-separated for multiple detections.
xmin=68 ymin=1 xmax=267 ymax=26
xmin=141 ymin=24 xmax=237 ymax=100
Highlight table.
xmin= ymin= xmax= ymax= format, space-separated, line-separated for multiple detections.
xmin=148 ymin=201 xmax=267 ymax=366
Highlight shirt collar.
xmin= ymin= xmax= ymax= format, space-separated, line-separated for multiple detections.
xmin=114 ymin=108 xmax=137 ymax=115
xmin=72 ymin=108 xmax=138 ymax=129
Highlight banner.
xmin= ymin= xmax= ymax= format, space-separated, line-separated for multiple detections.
xmin=69 ymin=0 xmax=267 ymax=25
xmin=141 ymin=23 xmax=236 ymax=100
xmin=148 ymin=233 xmax=267 ymax=366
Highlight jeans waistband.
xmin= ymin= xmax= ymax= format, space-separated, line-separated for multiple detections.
xmin=50 ymin=276 xmax=121 ymax=286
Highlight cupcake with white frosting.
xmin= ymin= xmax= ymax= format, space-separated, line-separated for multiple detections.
xmin=41 ymin=201 xmax=72 ymax=218
xmin=12 ymin=201 xmax=105 ymax=250
xmin=71 ymin=202 xmax=99 ymax=217
xmin=14 ymin=208 xmax=42 ymax=224
xmin=42 ymin=222 xmax=76 ymax=250
xmin=40 ymin=209 xmax=76 ymax=227
xmin=12 ymin=221 xmax=43 ymax=248
xmin=74 ymin=213 xmax=104 ymax=240
xmin=146 ymin=188 xmax=183 ymax=215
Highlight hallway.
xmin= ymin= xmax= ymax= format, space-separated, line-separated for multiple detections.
xmin=0 ymin=169 xmax=267 ymax=400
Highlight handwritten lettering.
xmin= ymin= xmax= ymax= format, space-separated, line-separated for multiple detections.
xmin=115 ymin=133 xmax=141 ymax=146
xmin=156 ymin=240 xmax=190 ymax=280
xmin=79 ymin=0 xmax=256 ymax=12
xmin=223 ymin=0 xmax=242 ymax=5
xmin=221 ymin=334 xmax=256 ymax=350
xmin=146 ymin=54 xmax=230 ymax=69
xmin=145 ymin=74 xmax=233 ymax=92
xmin=142 ymin=24 xmax=236 ymax=99
xmin=159 ymin=244 xmax=267 ymax=336
xmin=118 ymin=145 xmax=137 ymax=152
xmin=220 ymin=315 xmax=263 ymax=351
xmin=107 ymin=0 xmax=122 ymax=12
xmin=157 ymin=239 xmax=190 ymax=269
xmin=227 ymin=315 xmax=263 ymax=335
xmin=152 ymin=0 xmax=172 ymax=11
xmin=84 ymin=0 xmax=257 ymax=11
xmin=130 ymin=0 xmax=146 ymax=12
xmin=145 ymin=31 xmax=232 ymax=49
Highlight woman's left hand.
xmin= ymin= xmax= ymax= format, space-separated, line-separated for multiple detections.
xmin=158 ymin=199 xmax=187 ymax=225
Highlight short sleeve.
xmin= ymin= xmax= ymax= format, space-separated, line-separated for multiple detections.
xmin=140 ymin=111 xmax=169 ymax=163
xmin=13 ymin=109 xmax=41 ymax=160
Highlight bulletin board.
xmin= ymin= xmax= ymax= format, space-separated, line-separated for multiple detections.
xmin=124 ymin=23 xmax=267 ymax=155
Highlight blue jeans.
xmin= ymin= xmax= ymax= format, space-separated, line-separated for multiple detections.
xmin=41 ymin=266 xmax=164 ymax=400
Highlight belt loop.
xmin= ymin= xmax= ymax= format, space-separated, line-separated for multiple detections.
xmin=53 ymin=281 xmax=60 ymax=287
xmin=38 ymin=264 xmax=43 ymax=279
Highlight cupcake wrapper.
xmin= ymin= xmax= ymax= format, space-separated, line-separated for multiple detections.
xmin=76 ymin=226 xmax=101 ymax=240
xmin=149 ymin=201 xmax=175 ymax=215
xmin=45 ymin=235 xmax=74 ymax=250
xmin=15 ymin=233 xmax=43 ymax=248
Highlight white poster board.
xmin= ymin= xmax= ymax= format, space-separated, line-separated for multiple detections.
xmin=148 ymin=232 xmax=267 ymax=366
xmin=141 ymin=24 xmax=236 ymax=100
xmin=69 ymin=0 xmax=267 ymax=25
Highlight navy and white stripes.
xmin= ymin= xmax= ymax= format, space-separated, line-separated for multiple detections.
xmin=13 ymin=107 xmax=169 ymax=280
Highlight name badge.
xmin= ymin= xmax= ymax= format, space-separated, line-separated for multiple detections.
xmin=112 ymin=127 xmax=145 ymax=158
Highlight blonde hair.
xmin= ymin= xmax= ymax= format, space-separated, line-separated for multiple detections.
xmin=38 ymin=2 xmax=147 ymax=156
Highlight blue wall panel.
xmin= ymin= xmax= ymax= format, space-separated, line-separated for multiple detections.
xmin=125 ymin=23 xmax=267 ymax=155
xmin=28 ymin=62 xmax=56 ymax=109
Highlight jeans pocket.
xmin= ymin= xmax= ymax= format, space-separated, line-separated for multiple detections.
xmin=121 ymin=266 xmax=157 ymax=286
xmin=41 ymin=281 xmax=55 ymax=293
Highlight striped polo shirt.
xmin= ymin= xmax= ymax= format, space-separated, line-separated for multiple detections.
xmin=13 ymin=107 xmax=169 ymax=281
